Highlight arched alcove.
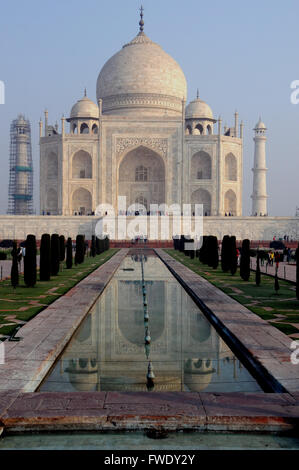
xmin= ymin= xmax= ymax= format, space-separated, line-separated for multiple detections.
xmin=191 ymin=188 xmax=211 ymax=216
xmin=92 ymin=124 xmax=98 ymax=134
xmin=47 ymin=152 xmax=58 ymax=178
xmin=47 ymin=187 xmax=58 ymax=213
xmin=72 ymin=150 xmax=92 ymax=178
xmin=72 ymin=187 xmax=92 ymax=215
xmin=118 ymin=146 xmax=165 ymax=208
xmin=191 ymin=151 xmax=212 ymax=179
xmin=225 ymin=153 xmax=237 ymax=181
xmin=80 ymin=123 xmax=89 ymax=134
xmin=224 ymin=189 xmax=237 ymax=214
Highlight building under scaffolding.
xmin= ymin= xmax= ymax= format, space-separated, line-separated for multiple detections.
xmin=7 ymin=115 xmax=33 ymax=215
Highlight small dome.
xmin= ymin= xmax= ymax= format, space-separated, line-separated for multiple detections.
xmin=185 ymin=97 xmax=213 ymax=120
xmin=255 ymin=117 xmax=266 ymax=129
xmin=70 ymin=94 xmax=99 ymax=119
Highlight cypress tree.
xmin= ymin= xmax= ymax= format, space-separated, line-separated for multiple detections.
xmin=96 ymin=237 xmax=101 ymax=255
xmin=11 ymin=241 xmax=19 ymax=289
xmin=296 ymin=243 xmax=299 ymax=300
xmin=59 ymin=235 xmax=65 ymax=262
xmin=201 ymin=235 xmax=209 ymax=264
xmin=40 ymin=233 xmax=51 ymax=281
xmin=66 ymin=237 xmax=73 ymax=269
xmin=274 ymin=272 xmax=280 ymax=294
xmin=206 ymin=236 xmax=213 ymax=267
xmin=230 ymin=236 xmax=238 ymax=275
xmin=189 ymin=239 xmax=195 ymax=259
xmin=255 ymin=252 xmax=261 ymax=286
xmin=75 ymin=235 xmax=85 ymax=264
xmin=50 ymin=234 xmax=60 ymax=276
xmin=179 ymin=235 xmax=185 ymax=253
xmin=24 ymin=234 xmax=37 ymax=287
xmin=221 ymin=235 xmax=230 ymax=272
xmin=211 ymin=236 xmax=219 ymax=269
xmin=91 ymin=235 xmax=96 ymax=257
xmin=240 ymin=239 xmax=251 ymax=281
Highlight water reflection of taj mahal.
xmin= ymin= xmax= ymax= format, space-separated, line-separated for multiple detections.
xmin=41 ymin=255 xmax=260 ymax=393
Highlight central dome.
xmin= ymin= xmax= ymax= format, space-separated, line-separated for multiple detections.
xmin=96 ymin=31 xmax=187 ymax=115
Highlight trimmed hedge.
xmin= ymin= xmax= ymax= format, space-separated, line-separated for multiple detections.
xmin=24 ymin=234 xmax=37 ymax=287
xmin=40 ymin=233 xmax=51 ymax=281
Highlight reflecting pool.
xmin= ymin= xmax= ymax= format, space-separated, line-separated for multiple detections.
xmin=39 ymin=254 xmax=262 ymax=393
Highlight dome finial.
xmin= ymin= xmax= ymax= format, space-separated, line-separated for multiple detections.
xmin=139 ymin=5 xmax=144 ymax=32
xmin=84 ymin=88 xmax=87 ymax=97
xmin=196 ymin=88 xmax=199 ymax=99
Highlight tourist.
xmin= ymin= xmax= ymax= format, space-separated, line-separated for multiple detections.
xmin=274 ymin=251 xmax=280 ymax=270
xmin=17 ymin=246 xmax=22 ymax=271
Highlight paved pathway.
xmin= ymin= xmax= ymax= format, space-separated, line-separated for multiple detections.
xmin=250 ymin=257 xmax=296 ymax=283
xmin=0 ymin=256 xmax=40 ymax=280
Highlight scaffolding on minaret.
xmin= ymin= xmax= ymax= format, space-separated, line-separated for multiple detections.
xmin=7 ymin=115 xmax=34 ymax=215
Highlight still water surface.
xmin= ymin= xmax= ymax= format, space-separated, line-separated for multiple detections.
xmin=39 ymin=254 xmax=262 ymax=393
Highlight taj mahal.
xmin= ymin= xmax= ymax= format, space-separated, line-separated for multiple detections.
xmin=1 ymin=9 xmax=298 ymax=241
xmin=39 ymin=10 xmax=263 ymax=220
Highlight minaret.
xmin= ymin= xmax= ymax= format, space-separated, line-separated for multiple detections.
xmin=251 ymin=117 xmax=268 ymax=216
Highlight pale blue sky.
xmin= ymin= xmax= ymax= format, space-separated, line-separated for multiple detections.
xmin=0 ymin=0 xmax=298 ymax=215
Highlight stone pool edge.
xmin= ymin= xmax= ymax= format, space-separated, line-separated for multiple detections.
xmin=0 ymin=249 xmax=129 ymax=394
xmin=155 ymin=248 xmax=299 ymax=395
xmin=1 ymin=391 xmax=299 ymax=433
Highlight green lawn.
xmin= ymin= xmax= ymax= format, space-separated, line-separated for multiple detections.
xmin=165 ymin=249 xmax=299 ymax=337
xmin=0 ymin=249 xmax=118 ymax=339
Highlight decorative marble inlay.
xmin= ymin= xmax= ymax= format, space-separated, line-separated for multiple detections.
xmin=116 ymin=137 xmax=168 ymax=158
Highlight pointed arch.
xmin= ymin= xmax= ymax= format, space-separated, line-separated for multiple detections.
xmin=47 ymin=152 xmax=58 ymax=178
xmin=72 ymin=150 xmax=92 ymax=178
xmin=191 ymin=188 xmax=211 ymax=216
xmin=224 ymin=189 xmax=237 ymax=214
xmin=80 ymin=123 xmax=89 ymax=134
xmin=191 ymin=151 xmax=212 ymax=179
xmin=72 ymin=187 xmax=92 ymax=215
xmin=225 ymin=153 xmax=237 ymax=181
xmin=118 ymin=145 xmax=165 ymax=208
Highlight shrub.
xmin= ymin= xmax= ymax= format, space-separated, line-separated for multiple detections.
xmin=75 ymin=235 xmax=85 ymax=264
xmin=199 ymin=236 xmax=208 ymax=264
xmin=96 ymin=237 xmax=101 ymax=255
xmin=24 ymin=234 xmax=37 ymax=287
xmin=40 ymin=233 xmax=51 ymax=281
xmin=50 ymin=234 xmax=60 ymax=276
xmin=230 ymin=236 xmax=238 ymax=275
xmin=91 ymin=235 xmax=96 ymax=257
xmin=66 ymin=237 xmax=73 ymax=269
xmin=240 ymin=239 xmax=250 ymax=281
xmin=10 ymin=241 xmax=19 ymax=288
xmin=274 ymin=272 xmax=280 ymax=294
xmin=255 ymin=252 xmax=261 ymax=286
xmin=59 ymin=235 xmax=65 ymax=262
xmin=210 ymin=236 xmax=219 ymax=269
xmin=221 ymin=235 xmax=231 ymax=272
xmin=296 ymin=243 xmax=299 ymax=300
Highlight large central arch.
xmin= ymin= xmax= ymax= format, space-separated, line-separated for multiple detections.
xmin=118 ymin=146 xmax=165 ymax=211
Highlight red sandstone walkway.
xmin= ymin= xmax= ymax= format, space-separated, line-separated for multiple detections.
xmin=250 ymin=257 xmax=296 ymax=283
